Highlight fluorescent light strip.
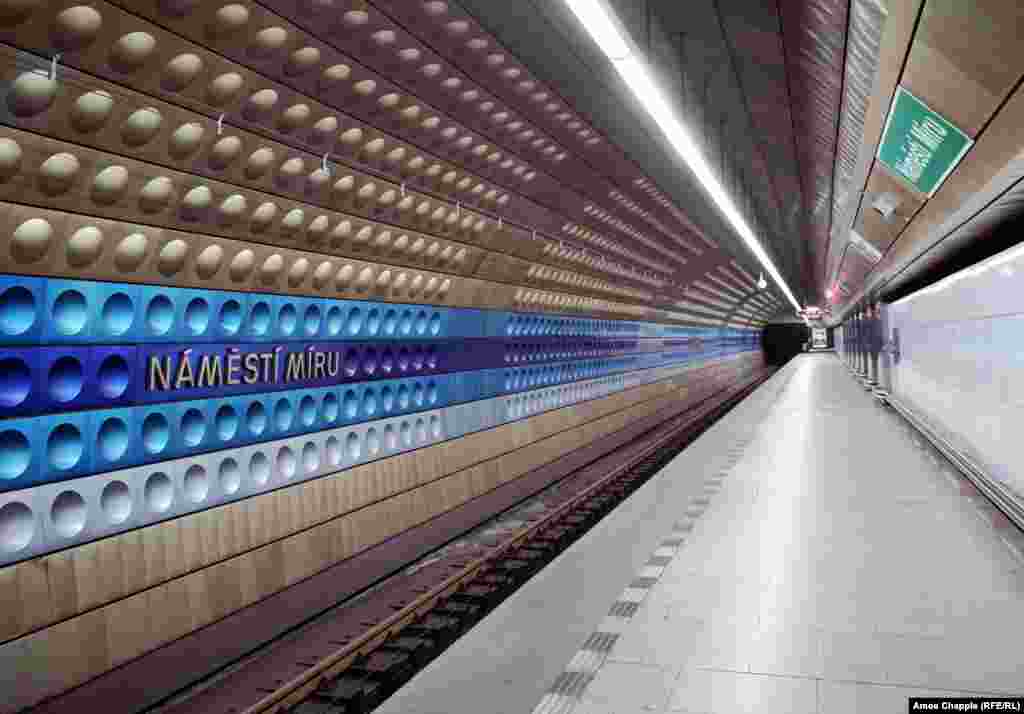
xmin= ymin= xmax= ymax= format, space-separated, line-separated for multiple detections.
xmin=893 ymin=239 xmax=1024 ymax=307
xmin=564 ymin=0 xmax=802 ymax=311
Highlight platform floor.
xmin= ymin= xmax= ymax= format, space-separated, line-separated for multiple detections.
xmin=376 ymin=355 xmax=1024 ymax=714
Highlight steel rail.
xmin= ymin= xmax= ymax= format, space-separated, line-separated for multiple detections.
xmin=233 ymin=370 xmax=772 ymax=714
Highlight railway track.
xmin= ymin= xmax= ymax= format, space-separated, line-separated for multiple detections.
xmin=156 ymin=368 xmax=774 ymax=714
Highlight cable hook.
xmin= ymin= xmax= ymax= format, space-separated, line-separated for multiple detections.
xmin=49 ymin=53 xmax=60 ymax=80
xmin=216 ymin=113 xmax=225 ymax=135
xmin=322 ymin=153 xmax=331 ymax=175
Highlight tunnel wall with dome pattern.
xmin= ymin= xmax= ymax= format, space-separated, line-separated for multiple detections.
xmin=0 ymin=1 xmax=773 ymax=709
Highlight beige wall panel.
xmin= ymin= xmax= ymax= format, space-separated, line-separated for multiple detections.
xmin=0 ymin=197 xmax=645 ymax=317
xmin=854 ymin=165 xmax=926 ymax=252
xmin=0 ymin=126 xmax=490 ymax=278
xmin=885 ymin=82 xmax=1024 ymax=273
xmin=0 ymin=47 xmax=653 ymax=312
xmin=0 ymin=365 xmax=734 ymax=645
xmin=0 ymin=369 xmax=757 ymax=714
xmin=0 ymin=199 xmax=496 ymax=303
xmin=0 ymin=4 xmax=519 ymax=222
xmin=0 ymin=58 xmax=504 ymax=252
xmin=902 ymin=0 xmax=1024 ymax=136
xmin=0 ymin=122 xmax=638 ymax=303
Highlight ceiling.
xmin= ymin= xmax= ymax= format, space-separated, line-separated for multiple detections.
xmin=271 ymin=0 xmax=1024 ymax=329
xmin=451 ymin=0 xmax=862 ymax=317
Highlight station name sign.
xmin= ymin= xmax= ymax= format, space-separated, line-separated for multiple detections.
xmin=136 ymin=341 xmax=446 ymax=402
xmin=147 ymin=345 xmax=337 ymax=392
xmin=877 ymin=87 xmax=973 ymax=198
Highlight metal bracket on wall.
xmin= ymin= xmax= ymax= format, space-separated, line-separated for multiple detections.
xmin=883 ymin=327 xmax=901 ymax=364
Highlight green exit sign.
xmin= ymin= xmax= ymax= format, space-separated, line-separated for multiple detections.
xmin=877 ymin=87 xmax=973 ymax=198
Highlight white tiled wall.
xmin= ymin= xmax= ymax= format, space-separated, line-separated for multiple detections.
xmin=888 ymin=241 xmax=1024 ymax=500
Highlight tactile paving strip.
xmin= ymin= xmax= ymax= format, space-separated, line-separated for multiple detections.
xmin=528 ymin=364 xmax=800 ymax=714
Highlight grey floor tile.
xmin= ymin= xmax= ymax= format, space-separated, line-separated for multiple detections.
xmin=747 ymin=623 xmax=823 ymax=678
xmin=884 ymin=632 xmax=1024 ymax=694
xmin=578 ymin=661 xmax=679 ymax=713
xmin=667 ymin=669 xmax=819 ymax=714
xmin=570 ymin=701 xmax=627 ymax=714
xmin=819 ymin=629 xmax=894 ymax=683
xmin=817 ymin=680 xmax=986 ymax=714
xmin=606 ymin=615 xmax=706 ymax=668
xmin=383 ymin=357 xmax=1024 ymax=714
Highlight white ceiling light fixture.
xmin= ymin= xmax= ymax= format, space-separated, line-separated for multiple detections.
xmin=563 ymin=0 xmax=802 ymax=312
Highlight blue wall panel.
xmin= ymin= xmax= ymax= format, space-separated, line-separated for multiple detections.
xmin=0 ymin=269 xmax=764 ymax=564
xmin=0 ymin=277 xmax=46 ymax=344
xmin=0 ymin=346 xmax=768 ymax=495
xmin=0 ymin=277 xmax=755 ymax=347
xmin=0 ymin=339 xmax=697 ymax=417
xmin=0 ymin=352 xmax=767 ymax=566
